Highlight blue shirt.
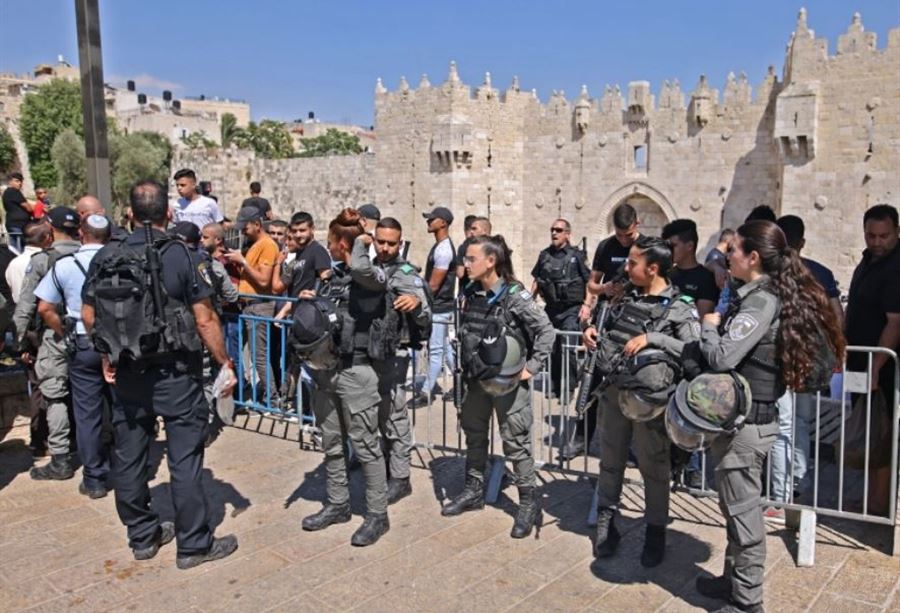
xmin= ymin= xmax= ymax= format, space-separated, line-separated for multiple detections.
xmin=802 ymin=257 xmax=840 ymax=299
xmin=34 ymin=244 xmax=103 ymax=335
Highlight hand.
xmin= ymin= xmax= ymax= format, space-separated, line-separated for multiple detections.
xmin=607 ymin=282 xmax=625 ymax=301
xmin=703 ymin=312 xmax=721 ymax=328
xmin=578 ymin=304 xmax=592 ymax=322
xmin=583 ymin=326 xmax=598 ymax=350
xmin=623 ymin=334 xmax=648 ymax=357
xmin=101 ymin=356 xmax=116 ymax=384
xmin=393 ymin=294 xmax=420 ymax=312
xmin=20 ymin=352 xmax=33 ymax=366
xmin=223 ymin=250 xmax=245 ymax=266
xmin=298 ymin=289 xmax=317 ymax=300
xmin=358 ymin=234 xmax=373 ymax=247
xmin=276 ymin=249 xmax=287 ymax=266
xmin=218 ymin=365 xmax=237 ymax=396
xmin=520 ymin=368 xmax=533 ymax=381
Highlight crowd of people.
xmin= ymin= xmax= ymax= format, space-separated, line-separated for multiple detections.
xmin=1 ymin=166 xmax=898 ymax=612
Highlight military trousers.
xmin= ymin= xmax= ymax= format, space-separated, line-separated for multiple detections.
xmin=460 ymin=378 xmax=535 ymax=488
xmin=373 ymin=354 xmax=413 ymax=480
xmin=596 ymin=385 xmax=671 ymax=527
xmin=34 ymin=330 xmax=70 ymax=455
xmin=312 ymin=363 xmax=388 ymax=514
xmin=112 ymin=365 xmax=213 ymax=556
xmin=710 ymin=420 xmax=778 ymax=608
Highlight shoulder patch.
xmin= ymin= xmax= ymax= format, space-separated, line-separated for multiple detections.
xmin=518 ymin=289 xmax=532 ymax=301
xmin=678 ymin=295 xmax=695 ymax=304
xmin=197 ymin=262 xmax=213 ymax=287
xmin=400 ymin=263 xmax=415 ymax=274
xmin=728 ymin=313 xmax=759 ymax=341
xmin=413 ymin=276 xmax=423 ymax=287
xmin=508 ymin=283 xmax=520 ymax=293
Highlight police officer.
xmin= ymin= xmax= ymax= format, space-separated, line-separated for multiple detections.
xmin=443 ymin=235 xmax=555 ymax=539
xmin=82 ymin=180 xmax=238 ymax=569
xmin=352 ymin=217 xmax=431 ymax=504
xmin=298 ymin=208 xmax=390 ymax=547
xmin=34 ymin=214 xmax=111 ymax=497
xmin=530 ymin=218 xmax=589 ymax=401
xmin=585 ymin=237 xmax=699 ymax=567
xmin=691 ymin=220 xmax=844 ymax=612
xmin=15 ymin=207 xmax=82 ymax=480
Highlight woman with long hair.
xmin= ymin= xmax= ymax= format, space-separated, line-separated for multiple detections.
xmin=694 ymin=220 xmax=845 ymax=612
xmin=441 ymin=235 xmax=555 ymax=538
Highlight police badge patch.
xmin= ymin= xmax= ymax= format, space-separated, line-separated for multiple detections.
xmin=728 ymin=314 xmax=759 ymax=341
xmin=197 ymin=263 xmax=213 ymax=287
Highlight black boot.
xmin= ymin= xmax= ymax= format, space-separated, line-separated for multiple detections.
xmin=351 ymin=513 xmax=390 ymax=546
xmin=30 ymin=454 xmax=75 ymax=480
xmin=696 ymin=574 xmax=732 ymax=601
xmin=510 ymin=486 xmax=543 ymax=539
xmin=301 ymin=503 xmax=352 ymax=531
xmin=441 ymin=477 xmax=485 ymax=516
xmin=558 ymin=435 xmax=586 ymax=462
xmin=593 ymin=507 xmax=620 ymax=558
xmin=387 ymin=477 xmax=412 ymax=504
xmin=640 ymin=524 xmax=666 ymax=568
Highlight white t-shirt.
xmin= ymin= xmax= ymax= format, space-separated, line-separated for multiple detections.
xmin=171 ymin=195 xmax=224 ymax=229
xmin=6 ymin=245 xmax=41 ymax=303
xmin=432 ymin=238 xmax=454 ymax=270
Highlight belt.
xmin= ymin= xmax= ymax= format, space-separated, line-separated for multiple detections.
xmin=744 ymin=401 xmax=777 ymax=425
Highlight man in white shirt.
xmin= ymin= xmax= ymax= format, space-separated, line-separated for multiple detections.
xmin=171 ymin=168 xmax=224 ymax=230
xmin=7 ymin=221 xmax=51 ymax=304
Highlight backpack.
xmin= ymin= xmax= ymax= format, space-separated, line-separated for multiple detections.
xmin=89 ymin=237 xmax=202 ymax=366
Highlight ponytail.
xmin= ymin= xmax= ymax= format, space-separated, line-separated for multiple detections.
xmin=469 ymin=234 xmax=521 ymax=286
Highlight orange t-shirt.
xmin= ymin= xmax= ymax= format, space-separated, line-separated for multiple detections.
xmin=238 ymin=234 xmax=278 ymax=295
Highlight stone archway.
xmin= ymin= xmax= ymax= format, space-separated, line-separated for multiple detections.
xmin=595 ymin=181 xmax=677 ymax=239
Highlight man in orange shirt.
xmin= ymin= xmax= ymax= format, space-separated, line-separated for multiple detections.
xmin=225 ymin=206 xmax=278 ymax=393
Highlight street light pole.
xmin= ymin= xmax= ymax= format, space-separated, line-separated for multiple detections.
xmin=74 ymin=0 xmax=112 ymax=211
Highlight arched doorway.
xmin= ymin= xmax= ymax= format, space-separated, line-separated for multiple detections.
xmin=607 ymin=193 xmax=669 ymax=237
xmin=596 ymin=182 xmax=676 ymax=239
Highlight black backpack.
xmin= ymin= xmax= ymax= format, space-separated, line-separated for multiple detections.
xmin=89 ymin=237 xmax=202 ymax=366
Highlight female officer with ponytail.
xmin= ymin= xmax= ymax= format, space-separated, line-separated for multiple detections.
xmin=690 ymin=220 xmax=844 ymax=613
xmin=441 ymin=235 xmax=555 ymax=539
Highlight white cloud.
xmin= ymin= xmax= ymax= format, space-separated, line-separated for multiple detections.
xmin=108 ymin=73 xmax=183 ymax=92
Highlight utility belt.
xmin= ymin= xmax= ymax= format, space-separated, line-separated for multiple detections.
xmin=744 ymin=400 xmax=777 ymax=425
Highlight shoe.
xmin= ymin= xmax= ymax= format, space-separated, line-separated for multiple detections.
xmin=133 ymin=522 xmax=175 ymax=561
xmin=78 ymin=481 xmax=108 ymax=499
xmin=695 ymin=574 xmax=731 ymax=601
xmin=301 ymin=503 xmax=352 ymax=531
xmin=350 ymin=513 xmax=390 ymax=546
xmin=30 ymin=454 xmax=75 ymax=480
xmin=710 ymin=600 xmax=763 ymax=613
xmin=510 ymin=486 xmax=543 ymax=539
xmin=640 ymin=524 xmax=666 ymax=567
xmin=685 ymin=470 xmax=704 ymax=490
xmin=407 ymin=392 xmax=431 ymax=409
xmin=175 ymin=535 xmax=239 ymax=570
xmin=762 ymin=507 xmax=785 ymax=524
xmin=441 ymin=477 xmax=485 ymax=516
xmin=387 ymin=477 xmax=412 ymax=505
xmin=593 ymin=507 xmax=620 ymax=558
xmin=558 ymin=435 xmax=586 ymax=462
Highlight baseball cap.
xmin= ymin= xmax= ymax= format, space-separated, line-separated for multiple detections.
xmin=234 ymin=205 xmax=264 ymax=230
xmin=358 ymin=203 xmax=381 ymax=221
xmin=48 ymin=207 xmax=79 ymax=231
xmin=170 ymin=221 xmax=201 ymax=245
xmin=422 ymin=206 xmax=454 ymax=225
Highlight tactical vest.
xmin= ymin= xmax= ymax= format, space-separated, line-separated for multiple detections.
xmin=596 ymin=293 xmax=679 ymax=376
xmin=725 ymin=284 xmax=784 ymax=403
xmin=322 ymin=266 xmax=386 ymax=360
xmin=535 ymin=246 xmax=586 ymax=307
xmin=27 ymin=245 xmax=79 ymax=334
xmin=459 ymin=283 xmax=527 ymax=377
xmin=426 ymin=238 xmax=456 ymax=313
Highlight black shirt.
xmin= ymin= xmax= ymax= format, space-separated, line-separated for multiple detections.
xmin=456 ymin=237 xmax=474 ymax=292
xmin=670 ymin=265 xmax=719 ymax=305
xmin=241 ymin=196 xmax=271 ymax=218
xmin=591 ymin=235 xmax=633 ymax=280
xmin=287 ymin=239 xmax=331 ymax=296
xmin=2 ymin=187 xmax=30 ymax=228
xmin=846 ymin=242 xmax=900 ymax=365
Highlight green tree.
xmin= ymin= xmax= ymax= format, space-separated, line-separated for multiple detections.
xmin=220 ymin=112 xmax=239 ymax=148
xmin=181 ymin=130 xmax=218 ymax=149
xmin=109 ymin=132 xmax=170 ymax=214
xmin=232 ymin=120 xmax=294 ymax=159
xmin=0 ymin=124 xmax=16 ymax=173
xmin=50 ymin=128 xmax=87 ymax=205
xmin=19 ymin=79 xmax=83 ymax=187
xmin=297 ymin=128 xmax=362 ymax=157
xmin=134 ymin=130 xmax=173 ymax=169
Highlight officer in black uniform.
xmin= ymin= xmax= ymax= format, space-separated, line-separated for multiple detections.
xmin=82 ymin=180 xmax=238 ymax=569
xmin=530 ymin=218 xmax=589 ymax=401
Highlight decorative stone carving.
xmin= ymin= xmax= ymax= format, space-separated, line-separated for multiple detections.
xmin=690 ymin=198 xmax=702 ymax=212
xmin=838 ymin=12 xmax=877 ymax=55
xmin=446 ymin=60 xmax=460 ymax=84
xmin=721 ymin=128 xmax=732 ymax=141
xmin=774 ymin=81 xmax=819 ymax=160
xmin=375 ymin=78 xmax=387 ymax=95
xmin=574 ymin=85 xmax=591 ymax=134
xmin=431 ymin=114 xmax=474 ymax=169
xmin=598 ymin=134 xmax=608 ymax=147
xmin=814 ymin=195 xmax=827 ymax=211
xmin=398 ymin=76 xmax=409 ymax=93
xmin=419 ymin=74 xmax=431 ymax=89
xmin=690 ymin=75 xmax=714 ymax=127
xmin=627 ymin=81 xmax=652 ymax=117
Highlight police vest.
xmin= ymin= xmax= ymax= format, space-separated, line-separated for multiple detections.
xmin=596 ymin=292 xmax=684 ymax=376
xmin=28 ymin=245 xmax=79 ymax=333
xmin=459 ymin=283 xmax=527 ymax=377
xmin=426 ymin=238 xmax=455 ymax=313
xmin=535 ymin=246 xmax=586 ymax=307
xmin=726 ymin=284 xmax=784 ymax=404
xmin=322 ymin=266 xmax=386 ymax=359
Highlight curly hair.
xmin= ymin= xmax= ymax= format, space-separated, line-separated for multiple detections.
xmin=737 ymin=220 xmax=846 ymax=390
xmin=328 ymin=207 xmax=364 ymax=248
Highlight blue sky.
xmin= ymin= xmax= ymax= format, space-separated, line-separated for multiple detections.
xmin=1 ymin=1 xmax=897 ymax=126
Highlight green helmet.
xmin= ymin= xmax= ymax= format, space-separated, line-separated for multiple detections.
xmin=477 ymin=333 xmax=526 ymax=397
xmin=665 ymin=372 xmax=752 ymax=451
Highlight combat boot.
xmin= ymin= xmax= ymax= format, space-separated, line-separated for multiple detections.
xmin=350 ymin=512 xmax=390 ymax=546
xmin=696 ymin=574 xmax=732 ymax=601
xmin=30 ymin=453 xmax=75 ymax=480
xmin=510 ymin=486 xmax=543 ymax=539
xmin=301 ymin=502 xmax=352 ymax=531
xmin=441 ymin=477 xmax=485 ymax=516
xmin=640 ymin=524 xmax=666 ymax=567
xmin=387 ymin=477 xmax=412 ymax=504
xmin=593 ymin=507 xmax=620 ymax=558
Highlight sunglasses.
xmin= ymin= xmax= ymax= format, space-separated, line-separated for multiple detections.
xmin=550 ymin=227 xmax=567 ymax=233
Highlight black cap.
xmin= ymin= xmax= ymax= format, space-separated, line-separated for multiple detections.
xmin=358 ymin=203 xmax=381 ymax=221
xmin=171 ymin=221 xmax=201 ymax=245
xmin=234 ymin=205 xmax=264 ymax=230
xmin=47 ymin=207 xmax=79 ymax=231
xmin=422 ymin=206 xmax=453 ymax=225
xmin=291 ymin=300 xmax=327 ymax=344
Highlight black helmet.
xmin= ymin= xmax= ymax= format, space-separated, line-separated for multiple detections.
xmin=616 ymin=348 xmax=679 ymax=421
xmin=475 ymin=321 xmax=526 ymax=397
xmin=290 ymin=298 xmax=341 ymax=371
xmin=665 ymin=372 xmax=752 ymax=451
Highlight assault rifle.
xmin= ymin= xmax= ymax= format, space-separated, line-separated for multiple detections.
xmin=573 ymin=300 xmax=612 ymax=418
xmin=452 ymin=294 xmax=465 ymax=424
xmin=144 ymin=222 xmax=170 ymax=352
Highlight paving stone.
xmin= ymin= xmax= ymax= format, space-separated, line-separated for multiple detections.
xmin=809 ymin=591 xmax=887 ymax=613
xmin=824 ymin=550 xmax=900 ymax=605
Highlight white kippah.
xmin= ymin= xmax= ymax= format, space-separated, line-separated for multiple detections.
xmin=86 ymin=214 xmax=110 ymax=229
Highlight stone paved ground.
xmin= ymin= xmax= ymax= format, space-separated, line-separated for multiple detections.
xmin=1 ymin=414 xmax=899 ymax=613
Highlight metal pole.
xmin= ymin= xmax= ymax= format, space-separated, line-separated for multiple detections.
xmin=74 ymin=0 xmax=112 ymax=211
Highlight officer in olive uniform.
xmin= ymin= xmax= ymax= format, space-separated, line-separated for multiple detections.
xmin=351 ymin=219 xmax=431 ymax=504
xmin=443 ymin=235 xmax=555 ymax=539
xmin=530 ymin=218 xmax=590 ymax=401
xmin=14 ymin=207 xmax=82 ymax=480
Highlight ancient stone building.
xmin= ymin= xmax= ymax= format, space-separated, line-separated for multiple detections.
xmin=177 ymin=9 xmax=899 ymax=285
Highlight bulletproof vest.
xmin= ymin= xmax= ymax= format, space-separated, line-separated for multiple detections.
xmin=425 ymin=238 xmax=456 ymax=313
xmin=726 ymin=284 xmax=784 ymax=403
xmin=596 ymin=294 xmax=674 ymax=376
xmin=27 ymin=245 xmax=80 ymax=333
xmin=373 ymin=259 xmax=432 ymax=354
xmin=535 ymin=246 xmax=586 ymax=306
xmin=321 ymin=266 xmax=386 ymax=359
xmin=459 ymin=283 xmax=527 ymax=377
xmin=89 ymin=239 xmax=202 ymax=368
